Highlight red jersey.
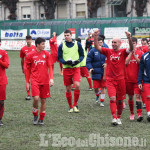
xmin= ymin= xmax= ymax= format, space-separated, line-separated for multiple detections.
xmin=49 ymin=36 xmax=58 ymax=56
xmin=0 ymin=49 xmax=9 ymax=85
xmin=25 ymin=50 xmax=51 ymax=85
xmin=138 ymin=45 xmax=148 ymax=53
xmin=126 ymin=49 xmax=143 ymax=83
xmin=20 ymin=45 xmax=36 ymax=58
xmin=101 ymin=48 xmax=129 ymax=80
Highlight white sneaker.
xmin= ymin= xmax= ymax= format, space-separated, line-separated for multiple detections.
xmin=117 ymin=118 xmax=122 ymax=125
xmin=100 ymin=102 xmax=104 ymax=107
xmin=112 ymin=118 xmax=117 ymax=126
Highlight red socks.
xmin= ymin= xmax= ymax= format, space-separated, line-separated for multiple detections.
xmin=74 ymin=90 xmax=80 ymax=106
xmin=87 ymin=77 xmax=92 ymax=88
xmin=0 ymin=103 xmax=4 ymax=120
xmin=39 ymin=112 xmax=45 ymax=120
xmin=66 ymin=92 xmax=73 ymax=108
xmin=128 ymin=99 xmax=134 ymax=114
xmin=146 ymin=97 xmax=150 ymax=113
xmin=32 ymin=107 xmax=38 ymax=116
xmin=110 ymin=100 xmax=117 ymax=119
xmin=117 ymin=100 xmax=123 ymax=119
xmin=141 ymin=92 xmax=146 ymax=105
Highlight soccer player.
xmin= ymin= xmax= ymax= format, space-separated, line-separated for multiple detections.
xmin=125 ymin=37 xmax=144 ymax=121
xmin=93 ymin=30 xmax=133 ymax=125
xmin=25 ymin=37 xmax=54 ymax=125
xmin=49 ymin=32 xmax=63 ymax=75
xmin=138 ymin=41 xmax=150 ymax=122
xmin=72 ymin=38 xmax=93 ymax=91
xmin=138 ymin=38 xmax=148 ymax=53
xmin=58 ymin=29 xmax=84 ymax=113
xmin=86 ymin=37 xmax=106 ymax=107
xmin=20 ymin=35 xmax=36 ymax=100
xmin=0 ymin=39 xmax=9 ymax=126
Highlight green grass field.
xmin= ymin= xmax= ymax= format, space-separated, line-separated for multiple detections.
xmin=0 ymin=51 xmax=150 ymax=150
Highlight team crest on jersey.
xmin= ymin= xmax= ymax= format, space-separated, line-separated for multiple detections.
xmin=136 ymin=54 xmax=139 ymax=57
xmin=32 ymin=49 xmax=34 ymax=51
xmin=43 ymin=55 xmax=46 ymax=58
xmin=0 ymin=55 xmax=2 ymax=58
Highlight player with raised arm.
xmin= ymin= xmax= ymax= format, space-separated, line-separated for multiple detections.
xmin=93 ymin=30 xmax=133 ymax=125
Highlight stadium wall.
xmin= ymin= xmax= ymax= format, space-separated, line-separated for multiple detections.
xmin=0 ymin=17 xmax=150 ymax=50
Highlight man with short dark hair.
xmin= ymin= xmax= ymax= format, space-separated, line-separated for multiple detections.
xmin=0 ymin=39 xmax=9 ymax=126
xmin=25 ymin=37 xmax=54 ymax=125
xmin=125 ymin=37 xmax=144 ymax=121
xmin=58 ymin=30 xmax=84 ymax=113
xmin=20 ymin=35 xmax=36 ymax=100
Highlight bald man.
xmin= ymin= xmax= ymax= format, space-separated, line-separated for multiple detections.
xmin=93 ymin=30 xmax=133 ymax=125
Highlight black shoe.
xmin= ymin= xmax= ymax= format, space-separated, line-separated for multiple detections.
xmin=25 ymin=95 xmax=31 ymax=100
xmin=33 ymin=116 xmax=38 ymax=125
xmin=38 ymin=120 xmax=44 ymax=125
xmin=147 ymin=115 xmax=150 ymax=122
xmin=0 ymin=120 xmax=3 ymax=126
xmin=137 ymin=116 xmax=143 ymax=122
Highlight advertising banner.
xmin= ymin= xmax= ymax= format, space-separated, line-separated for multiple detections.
xmin=133 ymin=27 xmax=150 ymax=38
xmin=104 ymin=27 xmax=128 ymax=39
xmin=1 ymin=29 xmax=27 ymax=40
xmin=78 ymin=28 xmax=101 ymax=39
xmin=30 ymin=29 xmax=51 ymax=39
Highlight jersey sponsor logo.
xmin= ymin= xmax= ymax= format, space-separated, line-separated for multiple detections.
xmin=129 ymin=59 xmax=137 ymax=64
xmin=25 ymin=50 xmax=28 ymax=51
xmin=110 ymin=55 xmax=120 ymax=61
xmin=43 ymin=55 xmax=46 ymax=58
xmin=34 ymin=59 xmax=46 ymax=66
xmin=146 ymin=58 xmax=149 ymax=60
xmin=33 ymin=56 xmax=38 ymax=58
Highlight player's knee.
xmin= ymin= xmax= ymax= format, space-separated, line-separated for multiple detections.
xmin=74 ymin=83 xmax=80 ymax=90
xmin=110 ymin=97 xmax=116 ymax=102
xmin=34 ymin=96 xmax=39 ymax=101
xmin=135 ymin=94 xmax=141 ymax=100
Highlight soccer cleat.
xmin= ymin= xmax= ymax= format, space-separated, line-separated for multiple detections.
xmin=25 ymin=95 xmax=31 ymax=100
xmin=0 ymin=120 xmax=3 ymax=126
xmin=88 ymin=88 xmax=93 ymax=91
xmin=38 ymin=120 xmax=44 ymax=125
xmin=68 ymin=108 xmax=74 ymax=113
xmin=111 ymin=118 xmax=118 ymax=126
xmin=143 ymin=104 xmax=146 ymax=109
xmin=117 ymin=118 xmax=122 ymax=125
xmin=147 ymin=115 xmax=150 ymax=122
xmin=137 ymin=115 xmax=143 ymax=122
xmin=73 ymin=106 xmax=79 ymax=113
xmin=130 ymin=114 xmax=135 ymax=120
xmin=33 ymin=116 xmax=38 ymax=125
xmin=100 ymin=102 xmax=104 ymax=107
